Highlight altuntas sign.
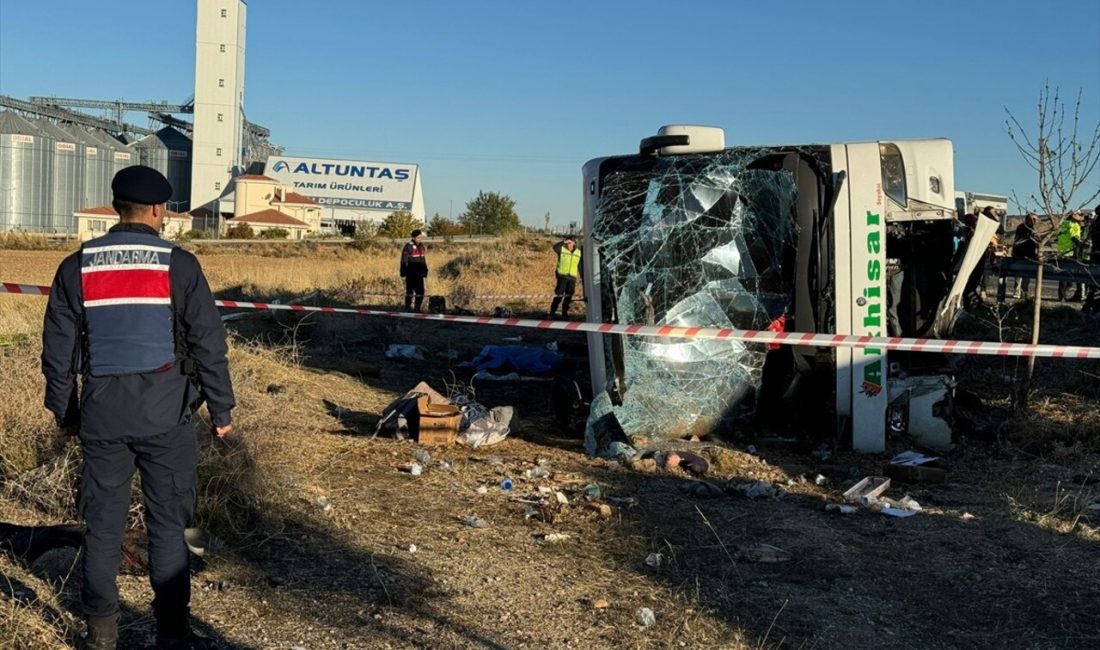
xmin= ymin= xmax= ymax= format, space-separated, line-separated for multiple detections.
xmin=265 ymin=155 xmax=419 ymax=211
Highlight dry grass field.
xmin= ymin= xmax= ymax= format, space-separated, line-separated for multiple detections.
xmin=2 ymin=236 xmax=1100 ymax=649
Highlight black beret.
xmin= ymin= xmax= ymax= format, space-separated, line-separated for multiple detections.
xmin=111 ymin=165 xmax=173 ymax=205
xmin=411 ymin=229 xmax=423 ymax=238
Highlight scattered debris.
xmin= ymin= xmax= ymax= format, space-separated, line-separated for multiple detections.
xmin=583 ymin=484 xmax=602 ymax=500
xmin=385 ymin=344 xmax=425 ymax=360
xmin=313 ymin=496 xmax=334 ymax=512
xmin=960 ymin=512 xmax=977 ymax=521
xmin=825 ymin=504 xmax=858 ymax=515
xmin=880 ymin=507 xmax=918 ymax=518
xmin=536 ymin=533 xmax=571 ymax=543
xmin=392 ymin=462 xmax=423 ymax=476
xmin=607 ymin=496 xmax=637 ymax=509
xmin=476 ymin=486 xmax=489 ymax=495
xmin=635 ymin=607 xmax=656 ymax=627
xmin=183 ymin=528 xmax=224 ymax=557
xmin=587 ymin=503 xmax=613 ymax=518
xmin=554 ymin=491 xmax=569 ymax=505
xmin=684 ymin=481 xmax=725 ymax=499
xmin=407 ymin=544 xmax=418 ymax=553
xmin=731 ymin=481 xmax=781 ymax=499
xmin=462 ymin=516 xmax=490 ymax=529
xmin=501 ymin=478 xmax=515 ymax=492
xmin=843 ymin=476 xmax=891 ymax=504
xmin=414 ymin=450 xmax=431 ymax=464
xmin=886 ymin=451 xmax=948 ymax=483
xmin=676 ymin=451 xmax=710 ymax=475
xmin=458 ymin=404 xmax=514 ymax=447
xmin=265 ymin=384 xmax=287 ymax=395
xmin=592 ymin=598 xmax=610 ymax=610
xmin=629 ymin=458 xmax=658 ymax=473
xmin=524 ymin=461 xmax=553 ymax=480
xmin=644 ymin=553 xmax=664 ymax=569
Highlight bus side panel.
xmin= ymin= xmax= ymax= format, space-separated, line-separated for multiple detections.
xmin=831 ymin=145 xmax=853 ymax=428
xmin=582 ymin=158 xmax=607 ymax=397
xmin=845 ymin=143 xmax=888 ymax=453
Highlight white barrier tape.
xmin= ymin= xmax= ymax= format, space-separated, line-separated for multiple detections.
xmin=5 ymin=281 xmax=1099 ymax=359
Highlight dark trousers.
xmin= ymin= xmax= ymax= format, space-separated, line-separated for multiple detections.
xmin=79 ymin=423 xmax=197 ymax=632
xmin=549 ymin=274 xmax=577 ymax=317
xmin=404 ymin=275 xmax=425 ymax=311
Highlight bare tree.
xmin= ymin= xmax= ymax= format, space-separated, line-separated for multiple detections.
xmin=1005 ymin=83 xmax=1100 ymax=411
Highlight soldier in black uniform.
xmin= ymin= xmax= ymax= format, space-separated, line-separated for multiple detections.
xmin=41 ymin=166 xmax=236 ymax=649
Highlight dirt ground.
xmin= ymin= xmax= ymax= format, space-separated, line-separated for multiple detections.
xmin=3 ymin=246 xmax=1100 ymax=649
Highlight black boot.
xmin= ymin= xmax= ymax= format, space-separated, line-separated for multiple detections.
xmin=82 ymin=613 xmax=119 ymax=650
xmin=156 ymin=611 xmax=211 ymax=649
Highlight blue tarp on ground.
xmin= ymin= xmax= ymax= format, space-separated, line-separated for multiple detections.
xmin=460 ymin=345 xmax=564 ymax=374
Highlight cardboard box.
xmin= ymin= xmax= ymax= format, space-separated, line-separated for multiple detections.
xmin=416 ymin=395 xmax=461 ymax=445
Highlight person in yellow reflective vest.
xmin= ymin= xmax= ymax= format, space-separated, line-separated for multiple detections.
xmin=549 ymin=235 xmax=582 ymax=319
xmin=1056 ymin=212 xmax=1085 ymax=301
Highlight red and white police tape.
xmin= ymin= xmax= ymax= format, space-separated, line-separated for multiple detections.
xmin=350 ymin=291 xmax=584 ymax=300
xmin=4 ymin=281 xmax=1099 ymax=359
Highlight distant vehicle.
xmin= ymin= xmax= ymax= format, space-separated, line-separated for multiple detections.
xmin=955 ymin=191 xmax=1008 ymax=228
xmin=583 ymin=125 xmax=996 ymax=453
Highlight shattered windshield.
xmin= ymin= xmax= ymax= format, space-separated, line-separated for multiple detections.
xmin=586 ymin=149 xmax=805 ymax=455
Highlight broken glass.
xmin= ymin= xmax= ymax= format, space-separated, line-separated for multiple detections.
xmin=586 ymin=149 xmax=802 ymax=455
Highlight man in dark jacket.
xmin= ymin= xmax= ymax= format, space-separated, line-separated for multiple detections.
xmin=41 ymin=166 xmax=235 ymax=649
xmin=399 ymin=229 xmax=428 ymax=311
xmin=1011 ymin=213 xmax=1039 ymax=299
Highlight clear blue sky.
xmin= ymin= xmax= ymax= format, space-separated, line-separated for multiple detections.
xmin=2 ymin=0 xmax=1098 ymax=225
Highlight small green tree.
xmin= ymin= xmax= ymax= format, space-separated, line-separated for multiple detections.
xmin=427 ymin=213 xmax=465 ymax=237
xmin=376 ymin=211 xmax=422 ymax=238
xmin=225 ymin=222 xmax=254 ymax=239
xmin=459 ymin=191 xmax=521 ymax=235
xmin=259 ymin=228 xmax=290 ymax=240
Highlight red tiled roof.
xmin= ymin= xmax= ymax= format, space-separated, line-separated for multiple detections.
xmin=76 ymin=205 xmax=189 ymax=218
xmin=236 ymin=174 xmax=277 ymax=182
xmin=272 ymin=191 xmax=317 ymax=205
xmin=231 ymin=209 xmax=309 ymax=227
xmin=76 ymin=205 xmax=119 ymax=216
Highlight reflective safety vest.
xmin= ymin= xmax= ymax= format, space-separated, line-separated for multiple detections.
xmin=556 ymin=246 xmax=581 ymax=277
xmin=80 ymin=231 xmax=178 ymax=376
xmin=1057 ymin=220 xmax=1081 ymax=257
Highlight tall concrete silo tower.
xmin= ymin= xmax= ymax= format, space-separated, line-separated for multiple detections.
xmin=190 ymin=0 xmax=246 ymax=212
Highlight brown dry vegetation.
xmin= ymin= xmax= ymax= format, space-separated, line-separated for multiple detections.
xmin=3 ymin=241 xmax=1100 ymax=649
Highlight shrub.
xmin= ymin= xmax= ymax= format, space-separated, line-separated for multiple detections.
xmin=259 ymin=228 xmax=290 ymax=240
xmin=177 ymin=229 xmax=209 ymax=241
xmin=225 ymin=223 xmax=255 ymax=239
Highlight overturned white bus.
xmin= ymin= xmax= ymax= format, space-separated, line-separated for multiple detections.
xmin=581 ymin=125 xmax=995 ymax=454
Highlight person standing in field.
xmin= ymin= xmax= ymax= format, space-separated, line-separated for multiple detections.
xmin=548 ymin=234 xmax=582 ymax=319
xmin=1011 ymin=213 xmax=1039 ymax=299
xmin=41 ymin=165 xmax=235 ymax=649
xmin=400 ymin=229 xmax=428 ymax=312
xmin=1056 ymin=211 xmax=1085 ymax=301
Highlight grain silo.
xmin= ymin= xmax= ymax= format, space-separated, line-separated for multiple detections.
xmin=33 ymin=118 xmax=84 ymax=233
xmin=134 ymin=127 xmax=192 ymax=209
xmin=0 ymin=111 xmax=53 ymax=232
xmin=60 ymin=125 xmax=112 ymax=209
